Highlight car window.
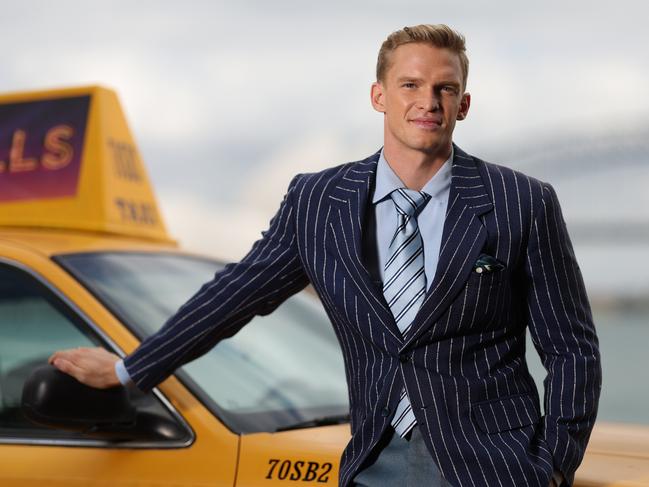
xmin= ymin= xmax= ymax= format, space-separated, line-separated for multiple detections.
xmin=0 ymin=261 xmax=192 ymax=444
xmin=0 ymin=262 xmax=98 ymax=439
xmin=56 ymin=252 xmax=350 ymax=433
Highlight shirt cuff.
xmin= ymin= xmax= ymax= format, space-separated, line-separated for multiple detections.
xmin=115 ymin=359 xmax=134 ymax=387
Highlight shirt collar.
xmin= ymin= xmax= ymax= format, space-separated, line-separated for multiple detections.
xmin=372 ymin=147 xmax=453 ymax=204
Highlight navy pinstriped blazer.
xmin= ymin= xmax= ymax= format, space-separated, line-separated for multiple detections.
xmin=124 ymin=145 xmax=602 ymax=487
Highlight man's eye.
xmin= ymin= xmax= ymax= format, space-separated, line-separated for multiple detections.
xmin=442 ymin=86 xmax=458 ymax=94
xmin=402 ymin=82 xmax=417 ymax=88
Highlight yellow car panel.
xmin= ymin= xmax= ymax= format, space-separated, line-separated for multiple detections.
xmin=2 ymin=433 xmax=238 ymax=487
xmin=237 ymin=425 xmax=346 ymax=486
xmin=575 ymin=423 xmax=649 ymax=487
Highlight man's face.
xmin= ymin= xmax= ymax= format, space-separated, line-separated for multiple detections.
xmin=371 ymin=43 xmax=470 ymax=160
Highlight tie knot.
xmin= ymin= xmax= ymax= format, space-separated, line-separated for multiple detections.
xmin=390 ymin=188 xmax=430 ymax=217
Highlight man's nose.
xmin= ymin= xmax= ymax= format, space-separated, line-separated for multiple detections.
xmin=416 ymin=91 xmax=440 ymax=111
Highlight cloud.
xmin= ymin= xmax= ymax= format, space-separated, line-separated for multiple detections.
xmin=2 ymin=0 xmax=649 ymax=298
xmin=159 ymin=191 xmax=269 ymax=262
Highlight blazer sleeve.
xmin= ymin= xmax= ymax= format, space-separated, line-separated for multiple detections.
xmin=123 ymin=174 xmax=310 ymax=392
xmin=523 ymin=183 xmax=602 ymax=486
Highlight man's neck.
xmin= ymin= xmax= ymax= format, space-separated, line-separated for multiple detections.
xmin=382 ymin=144 xmax=452 ymax=191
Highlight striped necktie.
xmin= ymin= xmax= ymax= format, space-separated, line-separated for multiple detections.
xmin=384 ymin=188 xmax=430 ymax=437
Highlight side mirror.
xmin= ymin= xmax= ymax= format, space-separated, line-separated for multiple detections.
xmin=21 ymin=365 xmax=136 ymax=437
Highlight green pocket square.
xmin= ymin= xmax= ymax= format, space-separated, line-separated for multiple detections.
xmin=473 ymin=254 xmax=506 ymax=274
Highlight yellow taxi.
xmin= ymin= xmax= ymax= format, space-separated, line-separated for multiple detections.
xmin=0 ymin=86 xmax=349 ymax=486
xmin=0 ymin=85 xmax=647 ymax=486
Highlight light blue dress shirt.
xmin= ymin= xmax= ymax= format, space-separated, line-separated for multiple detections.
xmin=372 ymin=148 xmax=452 ymax=290
xmin=115 ymin=357 xmax=132 ymax=386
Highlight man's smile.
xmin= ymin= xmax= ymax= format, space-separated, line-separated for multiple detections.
xmin=409 ymin=117 xmax=442 ymax=130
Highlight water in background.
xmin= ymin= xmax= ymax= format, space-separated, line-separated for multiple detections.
xmin=526 ymin=306 xmax=648 ymax=425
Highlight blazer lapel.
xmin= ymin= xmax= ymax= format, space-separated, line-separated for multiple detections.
xmin=402 ymin=145 xmax=494 ymax=349
xmin=326 ymin=151 xmax=403 ymax=343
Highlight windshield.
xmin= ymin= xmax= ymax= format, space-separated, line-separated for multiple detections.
xmin=55 ymin=251 xmax=349 ymax=433
xmin=55 ymin=250 xmax=645 ymax=431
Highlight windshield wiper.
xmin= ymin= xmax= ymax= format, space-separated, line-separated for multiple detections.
xmin=275 ymin=414 xmax=350 ymax=432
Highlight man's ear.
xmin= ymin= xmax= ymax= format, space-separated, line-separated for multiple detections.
xmin=456 ymin=92 xmax=471 ymax=120
xmin=371 ymin=82 xmax=386 ymax=113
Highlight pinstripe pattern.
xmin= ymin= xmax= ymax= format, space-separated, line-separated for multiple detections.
xmin=123 ymin=145 xmax=601 ymax=487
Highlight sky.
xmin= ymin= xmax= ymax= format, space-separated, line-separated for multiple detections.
xmin=3 ymin=0 xmax=649 ymax=296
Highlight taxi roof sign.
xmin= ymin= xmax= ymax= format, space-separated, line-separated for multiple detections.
xmin=0 ymin=85 xmax=174 ymax=243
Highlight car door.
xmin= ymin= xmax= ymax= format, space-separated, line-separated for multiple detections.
xmin=0 ymin=256 xmax=238 ymax=486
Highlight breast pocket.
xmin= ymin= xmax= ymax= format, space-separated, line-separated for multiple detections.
xmin=465 ymin=267 xmax=507 ymax=289
xmin=450 ymin=267 xmax=511 ymax=333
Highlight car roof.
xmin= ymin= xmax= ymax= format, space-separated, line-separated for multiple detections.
xmin=0 ymin=227 xmax=185 ymax=259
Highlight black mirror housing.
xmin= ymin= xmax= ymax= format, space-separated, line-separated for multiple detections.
xmin=21 ymin=364 xmax=136 ymax=433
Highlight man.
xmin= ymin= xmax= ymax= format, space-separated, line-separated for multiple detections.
xmin=50 ymin=24 xmax=601 ymax=487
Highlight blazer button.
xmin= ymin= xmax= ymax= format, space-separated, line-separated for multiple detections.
xmin=399 ymin=353 xmax=410 ymax=363
xmin=381 ymin=406 xmax=391 ymax=417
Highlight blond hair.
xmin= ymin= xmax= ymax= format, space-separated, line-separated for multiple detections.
xmin=376 ymin=24 xmax=469 ymax=89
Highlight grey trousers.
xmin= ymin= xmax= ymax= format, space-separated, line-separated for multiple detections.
xmin=353 ymin=426 xmax=453 ymax=487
